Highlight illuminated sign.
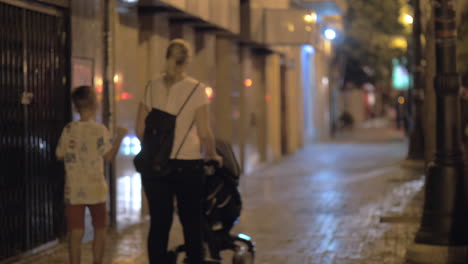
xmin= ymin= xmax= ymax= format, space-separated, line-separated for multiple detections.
xmin=392 ymin=59 xmax=410 ymax=90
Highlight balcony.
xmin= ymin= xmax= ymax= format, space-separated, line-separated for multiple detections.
xmin=264 ymin=9 xmax=319 ymax=45
xmin=137 ymin=0 xmax=239 ymax=35
xmin=242 ymin=6 xmax=320 ymax=46
xmin=292 ymin=0 xmax=347 ymax=16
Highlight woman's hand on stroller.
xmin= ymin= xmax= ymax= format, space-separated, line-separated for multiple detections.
xmin=204 ymin=155 xmax=223 ymax=176
xmin=205 ymin=154 xmax=223 ymax=168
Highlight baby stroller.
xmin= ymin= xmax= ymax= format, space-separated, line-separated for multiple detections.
xmin=167 ymin=140 xmax=255 ymax=264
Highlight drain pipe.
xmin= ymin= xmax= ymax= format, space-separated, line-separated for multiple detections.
xmin=103 ymin=0 xmax=117 ymax=228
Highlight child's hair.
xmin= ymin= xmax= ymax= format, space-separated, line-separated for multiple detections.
xmin=72 ymin=85 xmax=97 ymax=111
xmin=166 ymin=39 xmax=191 ymax=65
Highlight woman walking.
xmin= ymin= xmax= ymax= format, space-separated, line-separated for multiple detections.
xmin=135 ymin=39 xmax=222 ymax=264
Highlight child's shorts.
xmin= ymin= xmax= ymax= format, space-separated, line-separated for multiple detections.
xmin=66 ymin=203 xmax=107 ymax=231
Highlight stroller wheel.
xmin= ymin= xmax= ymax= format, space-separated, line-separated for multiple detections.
xmin=232 ymin=246 xmax=254 ymax=264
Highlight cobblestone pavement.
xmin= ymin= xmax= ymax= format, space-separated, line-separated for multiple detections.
xmin=14 ymin=127 xmax=424 ymax=264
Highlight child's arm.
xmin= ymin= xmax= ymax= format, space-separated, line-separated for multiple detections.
xmin=103 ymin=127 xmax=128 ymax=162
xmin=56 ymin=127 xmax=67 ymax=161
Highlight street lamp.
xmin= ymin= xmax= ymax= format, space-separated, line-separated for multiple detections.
xmin=324 ymin=28 xmax=337 ymax=40
xmin=407 ymin=0 xmax=468 ymax=262
xmin=416 ymin=0 xmax=467 ymax=244
xmin=303 ymin=12 xmax=317 ymax=23
xmin=404 ymin=14 xmax=414 ymax=24
xmin=400 ymin=11 xmax=414 ymax=28
xmin=403 ymin=0 xmax=425 ymax=167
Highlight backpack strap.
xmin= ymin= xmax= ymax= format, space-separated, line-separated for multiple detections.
xmin=176 ymin=82 xmax=201 ymax=116
xmin=173 ymin=82 xmax=201 ymax=158
xmin=174 ymin=119 xmax=195 ymax=159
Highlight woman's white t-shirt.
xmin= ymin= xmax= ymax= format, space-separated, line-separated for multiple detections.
xmin=142 ymin=75 xmax=208 ymax=160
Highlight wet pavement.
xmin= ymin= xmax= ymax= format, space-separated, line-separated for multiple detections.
xmin=14 ymin=127 xmax=424 ymax=264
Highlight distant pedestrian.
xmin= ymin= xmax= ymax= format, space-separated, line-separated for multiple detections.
xmin=56 ymin=85 xmax=127 ymax=264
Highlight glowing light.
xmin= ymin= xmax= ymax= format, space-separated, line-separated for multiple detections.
xmin=121 ymin=92 xmax=133 ymax=100
xmin=392 ymin=59 xmax=410 ymax=90
xmin=287 ymin=23 xmax=295 ymax=32
xmin=265 ymin=94 xmax=271 ymax=101
xmin=131 ymin=137 xmax=140 ymax=146
xmin=399 ymin=11 xmax=414 ymax=26
xmin=303 ymin=12 xmax=317 ymax=23
xmin=123 ymin=136 xmax=131 ymax=146
xmin=238 ymin=233 xmax=252 ymax=241
xmin=305 ymin=26 xmax=312 ymax=32
xmin=120 ymin=136 xmax=141 ymax=156
xmin=132 ymin=145 xmax=141 ymax=155
xmin=404 ymin=14 xmax=413 ymax=24
xmin=324 ymin=29 xmax=336 ymax=40
xmin=95 ymin=86 xmax=103 ymax=94
xmin=324 ymin=39 xmax=332 ymax=55
xmin=390 ymin=37 xmax=407 ymax=50
xmin=205 ymin=87 xmax=214 ymax=99
xmin=322 ymin=77 xmax=329 ymax=86
xmin=303 ymin=45 xmax=314 ymax=54
xmin=368 ymin=93 xmax=376 ymax=106
xmin=113 ymin=74 xmax=120 ymax=83
xmin=95 ymin=78 xmax=103 ymax=86
xmin=123 ymin=146 xmax=131 ymax=156
xmin=94 ymin=77 xmax=104 ymax=94
xmin=398 ymin=96 xmax=405 ymax=105
xmin=244 ymin=78 xmax=253 ymax=87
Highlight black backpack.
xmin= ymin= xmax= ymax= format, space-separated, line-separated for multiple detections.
xmin=133 ymin=81 xmax=200 ymax=178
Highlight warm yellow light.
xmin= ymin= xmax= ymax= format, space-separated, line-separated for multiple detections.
xmin=398 ymin=96 xmax=405 ymax=104
xmin=113 ymin=74 xmax=120 ymax=83
xmin=390 ymin=37 xmax=407 ymax=50
xmin=305 ymin=26 xmax=312 ymax=32
xmin=287 ymin=23 xmax=295 ymax=32
xmin=311 ymin=13 xmax=317 ymax=22
xmin=244 ymin=78 xmax=253 ymax=87
xmin=95 ymin=77 xmax=103 ymax=86
xmin=404 ymin=14 xmax=413 ymax=24
xmin=324 ymin=39 xmax=332 ymax=56
xmin=399 ymin=11 xmax=414 ymax=26
xmin=205 ymin=87 xmax=214 ymax=99
xmin=304 ymin=12 xmax=317 ymax=23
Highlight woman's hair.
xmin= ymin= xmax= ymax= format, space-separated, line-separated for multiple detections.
xmin=165 ymin=39 xmax=191 ymax=65
xmin=72 ymin=85 xmax=97 ymax=111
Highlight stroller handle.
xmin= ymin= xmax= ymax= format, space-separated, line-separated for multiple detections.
xmin=204 ymin=160 xmax=220 ymax=176
xmin=204 ymin=160 xmax=221 ymax=168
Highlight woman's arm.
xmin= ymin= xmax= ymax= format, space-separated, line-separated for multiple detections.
xmin=195 ymin=104 xmax=223 ymax=166
xmin=136 ymin=102 xmax=149 ymax=142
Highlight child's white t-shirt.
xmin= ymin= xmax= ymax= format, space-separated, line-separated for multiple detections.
xmin=142 ymin=75 xmax=209 ymax=160
xmin=56 ymin=121 xmax=112 ymax=205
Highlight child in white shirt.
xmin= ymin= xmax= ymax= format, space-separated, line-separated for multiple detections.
xmin=56 ymin=85 xmax=127 ymax=264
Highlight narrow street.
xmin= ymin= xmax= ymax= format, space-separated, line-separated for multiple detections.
xmin=21 ymin=127 xmax=424 ymax=264
xmin=3 ymin=0 xmax=466 ymax=263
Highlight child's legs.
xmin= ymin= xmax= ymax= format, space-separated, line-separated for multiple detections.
xmin=88 ymin=203 xmax=108 ymax=264
xmin=67 ymin=204 xmax=86 ymax=264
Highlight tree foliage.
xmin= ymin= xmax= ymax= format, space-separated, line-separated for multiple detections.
xmin=340 ymin=0 xmax=407 ymax=87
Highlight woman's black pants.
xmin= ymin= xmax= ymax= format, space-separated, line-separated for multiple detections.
xmin=142 ymin=159 xmax=204 ymax=264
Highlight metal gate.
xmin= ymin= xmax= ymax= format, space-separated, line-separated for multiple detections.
xmin=0 ymin=1 xmax=70 ymax=261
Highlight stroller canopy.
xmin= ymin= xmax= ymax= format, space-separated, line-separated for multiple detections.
xmin=215 ymin=139 xmax=241 ymax=184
